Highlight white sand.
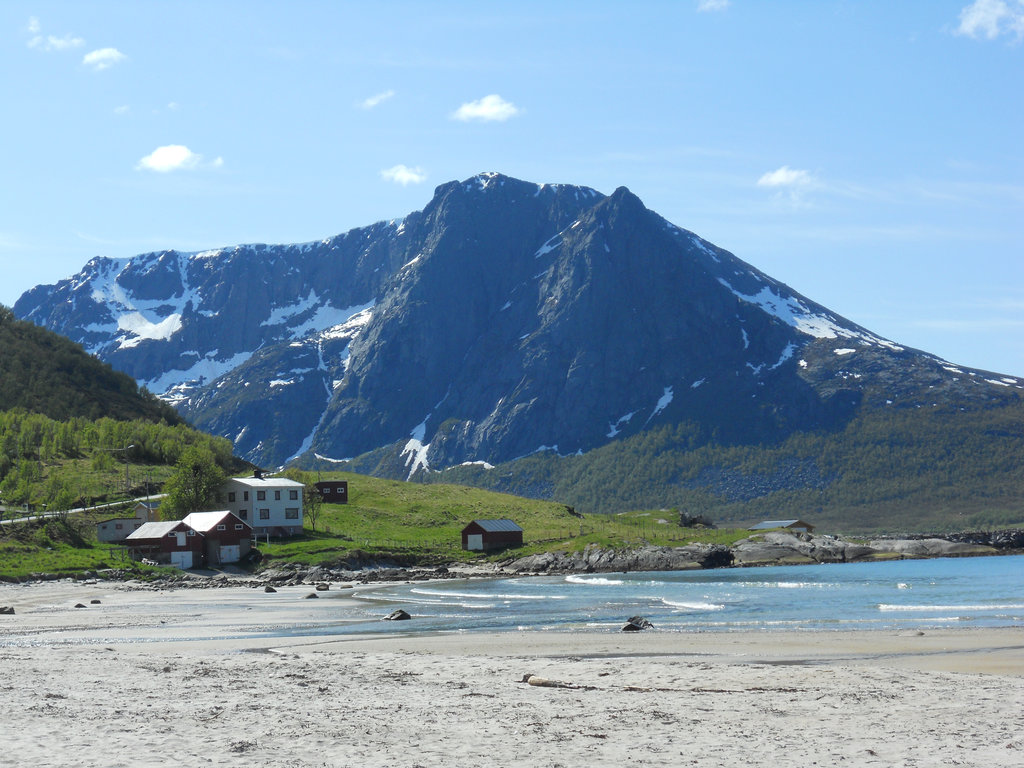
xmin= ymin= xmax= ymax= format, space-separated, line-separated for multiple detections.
xmin=1 ymin=580 xmax=1022 ymax=767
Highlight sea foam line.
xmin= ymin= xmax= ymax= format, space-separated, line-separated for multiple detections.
xmin=878 ymin=603 xmax=1023 ymax=612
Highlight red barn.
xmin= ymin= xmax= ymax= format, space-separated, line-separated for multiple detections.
xmin=182 ymin=511 xmax=252 ymax=565
xmin=461 ymin=519 xmax=524 ymax=551
xmin=125 ymin=520 xmax=205 ymax=569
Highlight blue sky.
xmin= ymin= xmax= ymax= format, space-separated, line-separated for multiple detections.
xmin=2 ymin=1 xmax=1022 ymax=376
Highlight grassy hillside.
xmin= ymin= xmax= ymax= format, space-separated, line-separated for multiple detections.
xmin=259 ymin=472 xmax=747 ymax=568
xmin=430 ymin=401 xmax=1024 ymax=535
xmin=0 ymin=305 xmax=244 ymax=513
xmin=0 ymin=307 xmax=180 ymax=423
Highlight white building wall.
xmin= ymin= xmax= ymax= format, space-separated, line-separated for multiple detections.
xmin=218 ymin=477 xmax=304 ymax=535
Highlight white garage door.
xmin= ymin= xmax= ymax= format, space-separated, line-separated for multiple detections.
xmin=466 ymin=534 xmax=483 ymax=551
xmin=219 ymin=545 xmax=241 ymax=563
xmin=170 ymin=551 xmax=193 ymax=569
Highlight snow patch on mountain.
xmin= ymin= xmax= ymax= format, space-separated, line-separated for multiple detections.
xmin=401 ymin=419 xmax=432 ymax=479
xmin=116 ymin=312 xmax=183 ymax=349
xmin=151 ymin=351 xmax=252 ymax=405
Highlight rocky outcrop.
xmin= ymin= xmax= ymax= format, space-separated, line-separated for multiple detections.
xmin=867 ymin=538 xmax=997 ymax=558
xmin=502 ymin=543 xmax=733 ymax=574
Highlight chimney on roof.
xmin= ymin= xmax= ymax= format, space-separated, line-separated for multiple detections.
xmin=253 ymin=468 xmax=263 ymax=479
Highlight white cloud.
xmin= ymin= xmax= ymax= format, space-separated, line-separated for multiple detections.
xmin=380 ymin=165 xmax=427 ymax=186
xmin=361 ymin=90 xmax=395 ymax=109
xmin=25 ymin=18 xmax=84 ymax=51
xmin=451 ymin=94 xmax=520 ymax=122
xmin=956 ymin=0 xmax=1024 ymax=40
xmin=757 ymin=166 xmax=815 ymax=189
xmin=114 ymin=105 xmax=130 ymax=115
xmin=136 ymin=145 xmax=210 ymax=173
xmin=697 ymin=0 xmax=731 ymax=11
xmin=83 ymin=47 xmax=126 ymax=71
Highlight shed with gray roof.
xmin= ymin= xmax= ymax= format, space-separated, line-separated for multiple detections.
xmin=461 ymin=519 xmax=524 ymax=551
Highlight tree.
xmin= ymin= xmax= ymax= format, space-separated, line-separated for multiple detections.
xmin=283 ymin=468 xmax=324 ymax=532
xmin=161 ymin=445 xmax=226 ymax=519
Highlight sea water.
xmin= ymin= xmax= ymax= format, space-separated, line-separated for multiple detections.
xmin=340 ymin=554 xmax=1024 ymax=635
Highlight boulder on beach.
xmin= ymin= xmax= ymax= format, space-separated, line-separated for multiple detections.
xmin=384 ymin=609 xmax=411 ymax=621
xmin=0 ymin=606 xmax=14 ymax=615
xmin=622 ymin=616 xmax=653 ymax=632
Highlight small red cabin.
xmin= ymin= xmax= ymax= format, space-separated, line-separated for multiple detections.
xmin=461 ymin=519 xmax=524 ymax=551
xmin=315 ymin=480 xmax=348 ymax=504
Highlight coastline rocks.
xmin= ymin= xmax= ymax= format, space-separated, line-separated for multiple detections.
xmin=502 ymin=543 xmax=733 ymax=574
xmin=384 ymin=609 xmax=411 ymax=621
xmin=867 ymin=538 xmax=997 ymax=558
xmin=0 ymin=606 xmax=14 ymax=615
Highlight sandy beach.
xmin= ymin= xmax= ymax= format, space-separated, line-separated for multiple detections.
xmin=1 ymin=579 xmax=1022 ymax=767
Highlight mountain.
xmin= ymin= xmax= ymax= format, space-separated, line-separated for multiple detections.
xmin=14 ymin=173 xmax=1024 ymax=528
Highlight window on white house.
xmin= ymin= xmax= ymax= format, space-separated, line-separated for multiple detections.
xmin=289 ymin=490 xmax=299 ymax=500
xmin=274 ymin=490 xmax=281 ymax=501
xmin=257 ymin=491 xmax=266 ymax=501
xmin=228 ymin=492 xmax=236 ymax=502
xmin=285 ymin=508 xmax=299 ymax=519
xmin=239 ymin=509 xmax=248 ymax=520
xmin=259 ymin=509 xmax=270 ymax=520
xmin=115 ymin=523 xmax=123 ymax=530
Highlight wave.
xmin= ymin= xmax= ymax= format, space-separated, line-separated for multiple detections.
xmin=735 ymin=581 xmax=841 ymax=589
xmin=878 ymin=603 xmax=1024 ymax=612
xmin=661 ymin=598 xmax=725 ymax=611
xmin=409 ymin=588 xmax=561 ymax=601
xmin=565 ymin=575 xmax=624 ymax=586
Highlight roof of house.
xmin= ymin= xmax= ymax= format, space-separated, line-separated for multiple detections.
xmin=227 ymin=476 xmax=304 ymax=488
xmin=467 ymin=518 xmax=523 ymax=533
xmin=182 ymin=511 xmax=250 ymax=533
xmin=135 ymin=500 xmax=161 ymax=510
xmin=749 ymin=519 xmax=813 ymax=530
xmin=126 ymin=521 xmax=195 ymax=540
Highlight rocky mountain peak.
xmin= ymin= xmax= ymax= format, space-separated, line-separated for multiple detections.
xmin=12 ymin=173 xmax=1022 ymax=474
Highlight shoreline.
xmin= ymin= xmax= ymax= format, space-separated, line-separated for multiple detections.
xmin=2 ymin=581 xmax=1023 ymax=767
xmin=2 ymin=579 xmax=1022 ymax=676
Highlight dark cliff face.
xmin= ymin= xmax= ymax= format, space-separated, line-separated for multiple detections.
xmin=13 ymin=173 xmax=1023 ymax=471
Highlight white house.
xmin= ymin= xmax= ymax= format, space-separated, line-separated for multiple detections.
xmin=95 ymin=500 xmax=160 ymax=543
xmin=217 ymin=472 xmax=304 ymax=537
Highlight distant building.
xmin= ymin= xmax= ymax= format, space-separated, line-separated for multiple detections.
xmin=217 ymin=471 xmax=305 ymax=536
xmin=749 ymin=519 xmax=815 ymax=534
xmin=461 ymin=519 xmax=524 ymax=551
xmin=315 ymin=480 xmax=348 ymax=504
xmin=96 ymin=500 xmax=159 ymax=543
xmin=182 ymin=511 xmax=252 ymax=566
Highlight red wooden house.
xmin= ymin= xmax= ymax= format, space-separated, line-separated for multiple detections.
xmin=181 ymin=511 xmax=252 ymax=566
xmin=125 ymin=520 xmax=205 ymax=569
